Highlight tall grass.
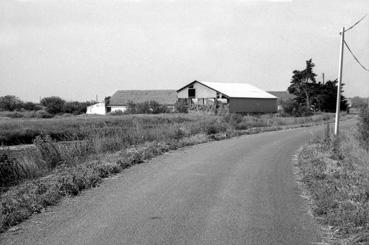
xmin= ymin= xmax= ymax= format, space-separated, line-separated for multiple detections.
xmin=297 ymin=120 xmax=369 ymax=244
xmin=0 ymin=114 xmax=204 ymax=145
xmin=0 ymin=113 xmax=333 ymax=190
xmin=0 ymin=114 xmax=228 ymax=187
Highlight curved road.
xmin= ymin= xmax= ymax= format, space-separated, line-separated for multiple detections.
xmin=1 ymin=125 xmax=332 ymax=245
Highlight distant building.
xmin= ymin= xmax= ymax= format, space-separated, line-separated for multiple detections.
xmin=108 ymin=90 xmax=178 ymax=113
xmin=177 ymin=80 xmax=277 ymax=113
xmin=86 ymin=102 xmax=106 ymax=115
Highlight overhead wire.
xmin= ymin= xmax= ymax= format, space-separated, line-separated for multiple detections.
xmin=344 ymin=14 xmax=368 ymax=33
xmin=344 ymin=40 xmax=369 ymax=72
xmin=340 ymin=13 xmax=369 ymax=72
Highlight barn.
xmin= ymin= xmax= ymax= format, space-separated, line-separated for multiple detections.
xmin=177 ymin=80 xmax=277 ymax=113
xmin=108 ymin=90 xmax=178 ymax=113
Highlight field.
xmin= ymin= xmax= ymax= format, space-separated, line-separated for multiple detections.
xmin=0 ymin=112 xmax=333 ymax=232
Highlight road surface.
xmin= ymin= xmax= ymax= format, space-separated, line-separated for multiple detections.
xmin=1 ymin=125 xmax=328 ymax=245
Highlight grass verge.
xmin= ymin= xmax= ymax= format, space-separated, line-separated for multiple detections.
xmin=296 ymin=125 xmax=369 ymax=245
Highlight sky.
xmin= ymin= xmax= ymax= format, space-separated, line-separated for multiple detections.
xmin=0 ymin=0 xmax=368 ymax=102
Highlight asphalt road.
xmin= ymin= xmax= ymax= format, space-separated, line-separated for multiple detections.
xmin=1 ymin=125 xmax=329 ymax=245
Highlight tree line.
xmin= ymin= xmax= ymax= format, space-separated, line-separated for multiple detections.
xmin=0 ymin=95 xmax=94 ymax=116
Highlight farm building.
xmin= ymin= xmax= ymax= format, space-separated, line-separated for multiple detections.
xmin=108 ymin=90 xmax=178 ymax=113
xmin=177 ymin=80 xmax=277 ymax=113
xmin=86 ymin=102 xmax=106 ymax=115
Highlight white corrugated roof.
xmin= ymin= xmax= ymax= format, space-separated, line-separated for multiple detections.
xmin=199 ymin=81 xmax=277 ymax=99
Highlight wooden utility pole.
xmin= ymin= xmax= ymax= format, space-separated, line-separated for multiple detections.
xmin=334 ymin=27 xmax=345 ymax=136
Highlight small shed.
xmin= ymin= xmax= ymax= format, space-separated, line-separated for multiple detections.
xmin=109 ymin=90 xmax=178 ymax=113
xmin=86 ymin=102 xmax=106 ymax=115
xmin=177 ymin=80 xmax=277 ymax=113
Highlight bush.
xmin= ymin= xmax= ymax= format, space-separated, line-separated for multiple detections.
xmin=34 ymin=110 xmax=53 ymax=118
xmin=41 ymin=96 xmax=66 ymax=114
xmin=22 ymin=102 xmax=41 ymax=111
xmin=33 ymin=135 xmax=64 ymax=169
xmin=125 ymin=101 xmax=169 ymax=114
xmin=174 ymin=100 xmax=189 ymax=113
xmin=0 ymin=95 xmax=22 ymax=111
xmin=205 ymin=121 xmax=227 ymax=135
xmin=0 ymin=153 xmax=27 ymax=187
xmin=280 ymin=99 xmax=313 ymax=117
xmin=149 ymin=101 xmax=169 ymax=114
xmin=63 ymin=101 xmax=90 ymax=115
xmin=110 ymin=110 xmax=124 ymax=116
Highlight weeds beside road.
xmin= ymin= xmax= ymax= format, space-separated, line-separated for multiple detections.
xmin=0 ymin=112 xmax=334 ymax=233
xmin=296 ymin=108 xmax=369 ymax=245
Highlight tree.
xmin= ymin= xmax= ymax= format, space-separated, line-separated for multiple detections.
xmin=41 ymin=96 xmax=65 ymax=114
xmin=63 ymin=101 xmax=92 ymax=115
xmin=288 ymin=59 xmax=317 ymax=109
xmin=22 ymin=101 xmax=41 ymax=111
xmin=0 ymin=95 xmax=22 ymax=111
xmin=286 ymin=59 xmax=348 ymax=115
xmin=314 ymin=80 xmax=348 ymax=112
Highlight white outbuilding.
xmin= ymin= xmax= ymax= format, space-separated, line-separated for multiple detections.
xmin=86 ymin=102 xmax=106 ymax=115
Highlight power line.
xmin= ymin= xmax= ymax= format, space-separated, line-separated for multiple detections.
xmin=344 ymin=39 xmax=369 ymax=72
xmin=344 ymin=14 xmax=368 ymax=33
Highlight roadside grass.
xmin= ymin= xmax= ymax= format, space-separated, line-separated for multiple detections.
xmin=0 ymin=112 xmax=334 ymax=233
xmin=297 ymin=124 xmax=369 ymax=244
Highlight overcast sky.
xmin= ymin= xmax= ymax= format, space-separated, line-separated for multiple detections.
xmin=0 ymin=0 xmax=368 ymax=102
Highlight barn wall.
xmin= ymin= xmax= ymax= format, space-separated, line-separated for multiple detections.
xmin=177 ymin=82 xmax=217 ymax=99
xmin=229 ymin=98 xmax=277 ymax=113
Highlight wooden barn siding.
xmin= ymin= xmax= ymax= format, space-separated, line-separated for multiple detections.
xmin=229 ymin=98 xmax=277 ymax=113
xmin=177 ymin=82 xmax=217 ymax=99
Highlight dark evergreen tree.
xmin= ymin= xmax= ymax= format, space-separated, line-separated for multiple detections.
xmin=288 ymin=59 xmax=348 ymax=113
xmin=288 ymin=59 xmax=317 ymax=109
